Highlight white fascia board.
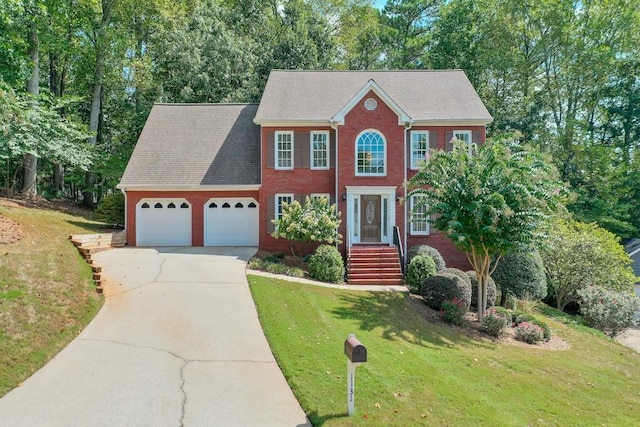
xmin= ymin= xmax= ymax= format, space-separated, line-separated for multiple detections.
xmin=332 ymin=80 xmax=412 ymax=126
xmin=411 ymin=119 xmax=493 ymax=126
xmin=253 ymin=119 xmax=331 ymax=127
xmin=117 ymin=185 xmax=261 ymax=192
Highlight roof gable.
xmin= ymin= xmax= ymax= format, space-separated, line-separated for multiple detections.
xmin=331 ymin=80 xmax=411 ymax=126
xmin=119 ymin=104 xmax=260 ymax=189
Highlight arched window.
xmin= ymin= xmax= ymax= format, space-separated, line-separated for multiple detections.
xmin=154 ymin=203 xmax=163 ymax=208
xmin=167 ymin=203 xmax=176 ymax=208
xmin=356 ymin=130 xmax=386 ymax=176
xmin=235 ymin=202 xmax=243 ymax=208
xmin=209 ymin=202 xmax=217 ymax=208
xmin=248 ymin=202 xmax=257 ymax=208
xmin=180 ymin=203 xmax=189 ymax=209
xmin=141 ymin=203 xmax=150 ymax=208
xmin=222 ymin=202 xmax=230 ymax=208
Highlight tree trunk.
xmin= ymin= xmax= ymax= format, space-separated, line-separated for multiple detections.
xmin=22 ymin=17 xmax=39 ymax=198
xmin=83 ymin=0 xmax=114 ymax=208
xmin=53 ymin=163 xmax=64 ymax=197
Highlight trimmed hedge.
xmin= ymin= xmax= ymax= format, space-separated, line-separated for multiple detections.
xmin=492 ymin=251 xmax=547 ymax=305
xmin=308 ymin=245 xmax=345 ymax=283
xmin=406 ymin=254 xmax=436 ymax=293
xmin=419 ymin=273 xmax=472 ymax=311
xmin=407 ymin=245 xmax=446 ymax=272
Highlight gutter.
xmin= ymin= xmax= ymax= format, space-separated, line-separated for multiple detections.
xmin=403 ymin=120 xmax=413 ymax=268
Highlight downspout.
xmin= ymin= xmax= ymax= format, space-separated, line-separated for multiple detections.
xmin=119 ymin=187 xmax=127 ymax=244
xmin=331 ymin=120 xmax=340 ymax=249
xmin=403 ymin=120 xmax=413 ymax=268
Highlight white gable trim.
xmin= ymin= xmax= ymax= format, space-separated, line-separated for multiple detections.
xmin=331 ymin=80 xmax=412 ymax=126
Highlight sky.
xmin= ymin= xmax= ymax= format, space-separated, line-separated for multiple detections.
xmin=374 ymin=0 xmax=386 ymax=9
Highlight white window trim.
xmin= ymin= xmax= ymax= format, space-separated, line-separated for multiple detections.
xmin=410 ymin=130 xmax=429 ymax=170
xmin=275 ymin=193 xmax=294 ymax=220
xmin=355 ymin=129 xmax=387 ymax=177
xmin=275 ymin=131 xmax=294 ymax=170
xmin=453 ymin=130 xmax=473 ymax=154
xmin=310 ymin=131 xmax=330 ymax=170
xmin=410 ymin=194 xmax=430 ymax=236
xmin=310 ymin=193 xmax=330 ymax=201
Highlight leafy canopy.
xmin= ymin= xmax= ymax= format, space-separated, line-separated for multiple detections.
xmin=541 ymin=218 xmax=637 ymax=310
xmin=408 ymin=137 xmax=564 ymax=318
xmin=271 ymin=196 xmax=342 ymax=251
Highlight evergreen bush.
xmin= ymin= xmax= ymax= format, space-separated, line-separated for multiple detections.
xmin=419 ymin=273 xmax=471 ymax=311
xmin=308 ymin=245 xmax=345 ymax=283
xmin=406 ymin=254 xmax=436 ymax=293
xmin=577 ymin=285 xmax=638 ymax=337
xmin=406 ymin=245 xmax=446 ymax=272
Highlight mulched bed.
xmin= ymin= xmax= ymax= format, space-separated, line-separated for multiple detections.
xmin=408 ymin=294 xmax=571 ymax=351
xmin=0 ymin=215 xmax=25 ymax=244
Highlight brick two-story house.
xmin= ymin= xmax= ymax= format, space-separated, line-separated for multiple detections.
xmin=118 ymin=70 xmax=492 ymax=283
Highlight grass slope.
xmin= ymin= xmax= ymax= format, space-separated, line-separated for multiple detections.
xmin=248 ymin=275 xmax=640 ymax=426
xmin=0 ymin=202 xmax=104 ymax=396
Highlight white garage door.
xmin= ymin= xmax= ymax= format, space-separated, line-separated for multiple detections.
xmin=136 ymin=199 xmax=192 ymax=246
xmin=204 ymin=198 xmax=258 ymax=246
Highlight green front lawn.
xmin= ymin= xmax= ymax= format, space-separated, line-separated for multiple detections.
xmin=0 ymin=201 xmax=104 ymax=396
xmin=248 ymin=274 xmax=640 ymax=426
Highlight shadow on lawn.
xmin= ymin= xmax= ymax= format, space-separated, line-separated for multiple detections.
xmin=305 ymin=410 xmax=348 ymax=426
xmin=331 ymin=292 xmax=494 ymax=350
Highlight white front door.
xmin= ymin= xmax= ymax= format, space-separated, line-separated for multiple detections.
xmin=345 ymin=186 xmax=396 ymax=245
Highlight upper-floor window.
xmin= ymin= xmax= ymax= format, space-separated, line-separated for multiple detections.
xmin=311 ymin=131 xmax=329 ymax=170
xmin=275 ymin=131 xmax=293 ymax=170
xmin=410 ymin=130 xmax=429 ymax=170
xmin=356 ymin=130 xmax=386 ymax=176
xmin=453 ymin=130 xmax=472 ymax=154
xmin=310 ymin=193 xmax=330 ymax=202
xmin=410 ymin=194 xmax=430 ymax=235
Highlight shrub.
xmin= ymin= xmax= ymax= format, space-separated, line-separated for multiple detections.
xmin=531 ymin=319 xmax=552 ymax=341
xmin=308 ymin=245 xmax=345 ymax=283
xmin=407 ymin=245 xmax=446 ymax=272
xmin=419 ymin=273 xmax=472 ymax=311
xmin=541 ymin=219 xmax=636 ymax=310
xmin=94 ymin=192 xmax=125 ymax=227
xmin=406 ymin=254 xmax=436 ymax=293
xmin=514 ymin=313 xmax=536 ymax=325
xmin=466 ymin=271 xmax=497 ymax=310
xmin=481 ymin=308 xmax=510 ymax=337
xmin=441 ymin=268 xmax=471 ymax=285
xmin=492 ymin=250 xmax=546 ymax=306
xmin=440 ymin=297 xmax=467 ymax=326
xmin=265 ymin=262 xmax=288 ymax=275
xmin=514 ymin=322 xmax=545 ymax=344
xmin=247 ymin=258 xmax=264 ymax=270
xmin=577 ymin=286 xmax=639 ymax=337
xmin=502 ymin=291 xmax=518 ymax=310
xmin=491 ymin=306 xmax=511 ymax=322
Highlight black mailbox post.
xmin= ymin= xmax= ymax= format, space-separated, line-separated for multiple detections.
xmin=344 ymin=334 xmax=367 ymax=416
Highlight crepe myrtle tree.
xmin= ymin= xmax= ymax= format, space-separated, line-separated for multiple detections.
xmin=408 ymin=137 xmax=565 ymax=320
xmin=272 ymin=196 xmax=342 ymax=257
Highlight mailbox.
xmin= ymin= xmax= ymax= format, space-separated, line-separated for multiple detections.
xmin=344 ymin=336 xmax=367 ymax=363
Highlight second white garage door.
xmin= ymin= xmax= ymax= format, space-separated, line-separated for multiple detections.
xmin=204 ymin=198 xmax=259 ymax=246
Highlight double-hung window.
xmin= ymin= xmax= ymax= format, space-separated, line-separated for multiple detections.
xmin=275 ymin=131 xmax=293 ymax=170
xmin=453 ymin=130 xmax=473 ymax=154
xmin=410 ymin=130 xmax=429 ymax=169
xmin=275 ymin=194 xmax=293 ymax=220
xmin=356 ymin=130 xmax=386 ymax=176
xmin=311 ymin=131 xmax=329 ymax=170
xmin=410 ymin=194 xmax=430 ymax=235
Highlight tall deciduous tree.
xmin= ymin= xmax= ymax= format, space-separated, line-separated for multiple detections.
xmin=408 ymin=138 xmax=564 ymax=320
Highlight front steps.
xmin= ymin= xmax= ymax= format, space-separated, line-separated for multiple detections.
xmin=347 ymin=245 xmax=404 ymax=285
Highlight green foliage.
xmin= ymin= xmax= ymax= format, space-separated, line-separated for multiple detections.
xmin=530 ymin=319 xmax=552 ymax=341
xmin=419 ymin=273 xmax=472 ymax=311
xmin=481 ymin=308 xmax=510 ymax=338
xmin=492 ymin=250 xmax=547 ymax=303
xmin=541 ymin=218 xmax=637 ymax=311
xmin=577 ymin=286 xmax=639 ymax=337
xmin=307 ymin=245 xmax=345 ymax=283
xmin=440 ymin=297 xmax=467 ymax=326
xmin=409 ymin=137 xmax=564 ymax=319
xmin=94 ymin=193 xmax=124 ymax=227
xmin=491 ymin=306 xmax=511 ymax=321
xmin=405 ymin=254 xmax=436 ymax=293
xmin=514 ymin=322 xmax=545 ymax=344
xmin=272 ymin=196 xmax=342 ymax=253
xmin=406 ymin=244 xmax=446 ymax=272
xmin=466 ymin=270 xmax=497 ymax=310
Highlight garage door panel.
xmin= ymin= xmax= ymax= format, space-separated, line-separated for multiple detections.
xmin=205 ymin=198 xmax=258 ymax=246
xmin=137 ymin=199 xmax=191 ymax=246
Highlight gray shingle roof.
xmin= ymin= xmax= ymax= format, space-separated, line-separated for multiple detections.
xmin=625 ymin=238 xmax=640 ymax=281
xmin=119 ymin=104 xmax=260 ymax=188
xmin=254 ymin=70 xmax=492 ymax=123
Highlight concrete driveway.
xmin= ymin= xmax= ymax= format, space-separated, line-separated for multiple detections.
xmin=0 ymin=247 xmax=310 ymax=427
